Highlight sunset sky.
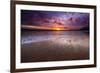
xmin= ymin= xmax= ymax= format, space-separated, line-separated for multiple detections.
xmin=21 ymin=10 xmax=89 ymax=30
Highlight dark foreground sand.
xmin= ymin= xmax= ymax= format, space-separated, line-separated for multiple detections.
xmin=21 ymin=37 xmax=89 ymax=63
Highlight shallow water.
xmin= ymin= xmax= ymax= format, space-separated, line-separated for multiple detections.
xmin=21 ymin=30 xmax=89 ymax=44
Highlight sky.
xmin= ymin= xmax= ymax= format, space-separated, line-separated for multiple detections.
xmin=21 ymin=10 xmax=89 ymax=30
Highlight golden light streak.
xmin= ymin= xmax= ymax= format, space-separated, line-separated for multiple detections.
xmin=21 ymin=24 xmax=80 ymax=30
xmin=55 ymin=28 xmax=60 ymax=31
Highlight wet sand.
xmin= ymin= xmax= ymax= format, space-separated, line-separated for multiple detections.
xmin=21 ymin=31 xmax=89 ymax=63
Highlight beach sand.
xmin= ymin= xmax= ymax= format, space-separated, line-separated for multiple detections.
xmin=21 ymin=31 xmax=89 ymax=63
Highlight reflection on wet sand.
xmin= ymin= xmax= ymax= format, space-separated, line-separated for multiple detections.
xmin=21 ymin=31 xmax=89 ymax=63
